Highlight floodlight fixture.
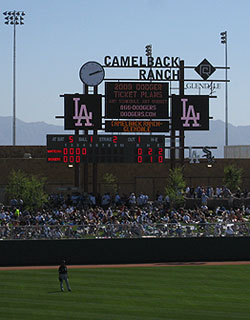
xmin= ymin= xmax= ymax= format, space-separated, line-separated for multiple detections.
xmin=220 ymin=31 xmax=227 ymax=44
xmin=145 ymin=44 xmax=152 ymax=57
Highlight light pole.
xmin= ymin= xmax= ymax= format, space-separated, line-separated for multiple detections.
xmin=220 ymin=31 xmax=228 ymax=146
xmin=3 ymin=10 xmax=25 ymax=146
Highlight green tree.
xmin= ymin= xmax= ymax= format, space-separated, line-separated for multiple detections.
xmin=102 ymin=172 xmax=118 ymax=194
xmin=165 ymin=167 xmax=186 ymax=208
xmin=223 ymin=164 xmax=243 ymax=193
xmin=6 ymin=170 xmax=48 ymax=210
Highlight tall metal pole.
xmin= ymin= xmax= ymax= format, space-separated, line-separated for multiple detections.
xmin=13 ymin=16 xmax=16 ymax=146
xmin=225 ymin=36 xmax=228 ymax=146
xmin=3 ymin=10 xmax=25 ymax=146
xmin=221 ymin=31 xmax=228 ymax=146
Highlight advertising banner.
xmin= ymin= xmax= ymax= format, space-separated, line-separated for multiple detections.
xmin=105 ymin=120 xmax=169 ymax=133
xmin=105 ymin=82 xmax=169 ymax=119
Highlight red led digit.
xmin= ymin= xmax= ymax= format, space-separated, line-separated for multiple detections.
xmin=137 ymin=156 xmax=142 ymax=163
xmin=69 ymin=156 xmax=74 ymax=163
xmin=148 ymin=148 xmax=152 ymax=155
xmin=158 ymin=148 xmax=163 ymax=155
xmin=137 ymin=148 xmax=142 ymax=155
xmin=113 ymin=135 xmax=118 ymax=143
xmin=76 ymin=148 xmax=80 ymax=155
xmin=63 ymin=156 xmax=68 ymax=163
xmin=90 ymin=136 xmax=93 ymax=143
xmin=150 ymin=156 xmax=153 ymax=163
xmin=69 ymin=135 xmax=74 ymax=143
xmin=82 ymin=148 xmax=87 ymax=155
xmin=158 ymin=156 xmax=163 ymax=163
xmin=69 ymin=148 xmax=74 ymax=155
xmin=63 ymin=148 xmax=68 ymax=155
xmin=76 ymin=156 xmax=80 ymax=163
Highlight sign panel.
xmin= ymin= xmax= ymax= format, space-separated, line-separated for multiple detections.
xmin=105 ymin=82 xmax=169 ymax=119
xmin=195 ymin=59 xmax=216 ymax=80
xmin=105 ymin=120 xmax=169 ymax=133
xmin=64 ymin=94 xmax=102 ymax=130
xmin=172 ymin=95 xmax=209 ymax=130
xmin=47 ymin=134 xmax=165 ymax=164
xmin=103 ymin=56 xmax=180 ymax=81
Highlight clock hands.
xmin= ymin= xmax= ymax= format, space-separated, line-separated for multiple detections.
xmin=89 ymin=70 xmax=102 ymax=76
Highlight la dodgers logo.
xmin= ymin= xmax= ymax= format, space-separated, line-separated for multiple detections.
xmin=72 ymin=98 xmax=93 ymax=127
xmin=180 ymin=98 xmax=200 ymax=127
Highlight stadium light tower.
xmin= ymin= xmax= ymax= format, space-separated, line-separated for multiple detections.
xmin=220 ymin=31 xmax=228 ymax=146
xmin=3 ymin=10 xmax=25 ymax=146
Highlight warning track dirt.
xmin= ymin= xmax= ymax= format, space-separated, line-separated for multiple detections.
xmin=1 ymin=261 xmax=250 ymax=271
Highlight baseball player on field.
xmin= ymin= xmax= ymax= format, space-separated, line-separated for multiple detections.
xmin=58 ymin=260 xmax=71 ymax=292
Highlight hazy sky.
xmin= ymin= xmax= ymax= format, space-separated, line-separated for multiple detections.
xmin=1 ymin=0 xmax=249 ymax=127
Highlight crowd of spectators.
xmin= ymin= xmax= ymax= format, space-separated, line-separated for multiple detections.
xmin=184 ymin=185 xmax=248 ymax=199
xmin=0 ymin=186 xmax=250 ymax=239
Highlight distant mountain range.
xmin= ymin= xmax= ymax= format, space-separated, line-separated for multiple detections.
xmin=0 ymin=116 xmax=249 ymax=158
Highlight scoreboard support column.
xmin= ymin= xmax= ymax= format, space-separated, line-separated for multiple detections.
xmin=74 ymin=163 xmax=80 ymax=187
xmin=83 ymin=83 xmax=89 ymax=193
xmin=83 ymin=160 xmax=88 ymax=192
xmin=74 ymin=129 xmax=80 ymax=188
xmin=93 ymin=85 xmax=98 ymax=195
xmin=179 ymin=60 xmax=185 ymax=166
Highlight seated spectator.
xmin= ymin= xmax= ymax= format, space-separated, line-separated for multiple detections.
xmin=216 ymin=186 xmax=222 ymax=198
xmin=128 ymin=193 xmax=136 ymax=208
xmin=101 ymin=193 xmax=111 ymax=209
xmin=114 ymin=193 xmax=122 ymax=206
xmin=225 ymin=225 xmax=234 ymax=237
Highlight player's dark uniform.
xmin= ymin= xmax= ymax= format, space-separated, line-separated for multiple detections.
xmin=58 ymin=260 xmax=71 ymax=292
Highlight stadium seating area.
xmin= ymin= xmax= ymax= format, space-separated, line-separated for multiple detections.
xmin=0 ymin=186 xmax=250 ymax=239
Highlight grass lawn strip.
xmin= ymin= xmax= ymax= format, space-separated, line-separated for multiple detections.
xmin=0 ymin=266 xmax=250 ymax=320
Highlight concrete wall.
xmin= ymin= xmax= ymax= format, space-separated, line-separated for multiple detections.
xmin=224 ymin=145 xmax=250 ymax=158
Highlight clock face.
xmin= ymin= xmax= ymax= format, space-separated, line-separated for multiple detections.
xmin=79 ymin=61 xmax=105 ymax=86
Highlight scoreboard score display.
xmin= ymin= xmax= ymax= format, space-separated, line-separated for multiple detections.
xmin=47 ymin=134 xmax=165 ymax=164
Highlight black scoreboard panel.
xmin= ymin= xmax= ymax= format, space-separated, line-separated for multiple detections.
xmin=47 ymin=134 xmax=165 ymax=164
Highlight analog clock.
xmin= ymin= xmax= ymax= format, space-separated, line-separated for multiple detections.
xmin=79 ymin=61 xmax=105 ymax=86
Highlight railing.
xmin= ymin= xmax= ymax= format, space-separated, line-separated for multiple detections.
xmin=1 ymin=222 xmax=250 ymax=240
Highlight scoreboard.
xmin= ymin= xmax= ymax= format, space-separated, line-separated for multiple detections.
xmin=47 ymin=134 xmax=165 ymax=164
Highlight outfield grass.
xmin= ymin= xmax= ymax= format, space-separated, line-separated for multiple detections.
xmin=1 ymin=265 xmax=250 ymax=319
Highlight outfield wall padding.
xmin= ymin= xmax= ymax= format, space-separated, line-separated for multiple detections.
xmin=1 ymin=237 xmax=250 ymax=267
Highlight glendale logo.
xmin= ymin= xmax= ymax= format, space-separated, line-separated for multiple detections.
xmin=195 ymin=58 xmax=216 ymax=80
